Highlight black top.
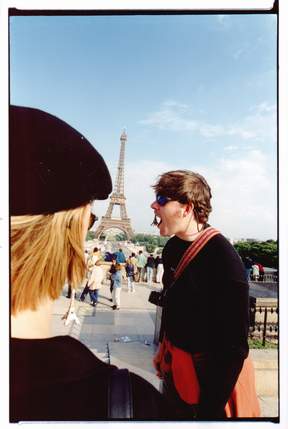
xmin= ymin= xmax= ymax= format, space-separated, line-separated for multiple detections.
xmin=161 ymin=232 xmax=249 ymax=418
xmin=10 ymin=336 xmax=174 ymax=422
xmin=146 ymin=256 xmax=155 ymax=268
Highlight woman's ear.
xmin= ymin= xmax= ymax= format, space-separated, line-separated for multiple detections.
xmin=183 ymin=203 xmax=194 ymax=217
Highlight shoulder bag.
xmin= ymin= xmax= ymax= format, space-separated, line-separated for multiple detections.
xmin=107 ymin=368 xmax=133 ymax=419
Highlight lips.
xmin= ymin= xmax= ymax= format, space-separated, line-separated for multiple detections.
xmin=151 ymin=214 xmax=162 ymax=227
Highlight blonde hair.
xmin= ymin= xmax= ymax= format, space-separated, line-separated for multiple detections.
xmin=11 ymin=205 xmax=87 ymax=315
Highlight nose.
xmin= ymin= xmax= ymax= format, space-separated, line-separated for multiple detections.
xmin=150 ymin=200 xmax=158 ymax=210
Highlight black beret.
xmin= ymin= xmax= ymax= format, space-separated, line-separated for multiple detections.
xmin=10 ymin=105 xmax=112 ymax=215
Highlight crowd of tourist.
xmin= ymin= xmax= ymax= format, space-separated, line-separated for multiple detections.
xmin=76 ymin=246 xmax=164 ymax=310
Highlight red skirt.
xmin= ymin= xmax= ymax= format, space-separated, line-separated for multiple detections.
xmin=154 ymin=337 xmax=260 ymax=417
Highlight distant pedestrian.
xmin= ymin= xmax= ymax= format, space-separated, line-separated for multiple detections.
xmin=156 ymin=255 xmax=164 ymax=284
xmin=80 ymin=248 xmax=101 ymax=302
xmin=125 ymin=257 xmax=135 ymax=292
xmin=108 ymin=258 xmax=117 ymax=302
xmin=111 ymin=263 xmax=124 ymax=310
xmin=115 ymin=248 xmax=126 ymax=264
xmin=136 ymin=250 xmax=146 ymax=282
xmin=87 ymin=260 xmax=104 ymax=306
xmin=146 ymin=254 xmax=155 ymax=285
xmin=130 ymin=252 xmax=138 ymax=276
xmin=243 ymin=256 xmax=253 ymax=281
xmin=256 ymin=263 xmax=265 ymax=281
xmin=251 ymin=264 xmax=260 ymax=281
xmin=90 ymin=247 xmax=101 ymax=265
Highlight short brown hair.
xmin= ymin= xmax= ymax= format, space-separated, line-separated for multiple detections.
xmin=152 ymin=170 xmax=212 ymax=224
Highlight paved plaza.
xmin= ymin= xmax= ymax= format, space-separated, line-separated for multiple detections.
xmin=52 ymin=279 xmax=278 ymax=419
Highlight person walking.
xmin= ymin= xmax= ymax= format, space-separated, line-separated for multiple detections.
xmin=87 ymin=260 xmax=104 ymax=306
xmin=136 ymin=250 xmax=146 ymax=282
xmin=111 ymin=264 xmax=124 ymax=310
xmin=130 ymin=252 xmax=138 ymax=279
xmin=108 ymin=257 xmax=117 ymax=302
xmin=125 ymin=257 xmax=135 ymax=293
xmin=150 ymin=169 xmax=260 ymax=419
xmin=156 ymin=254 xmax=164 ymax=284
xmin=80 ymin=248 xmax=100 ymax=302
xmin=10 ymin=105 xmax=175 ymax=421
xmin=146 ymin=254 xmax=155 ymax=285
xmin=115 ymin=248 xmax=126 ymax=264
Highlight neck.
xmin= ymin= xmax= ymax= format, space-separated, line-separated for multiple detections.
xmin=11 ymin=298 xmax=53 ymax=339
xmin=176 ymin=219 xmax=204 ymax=242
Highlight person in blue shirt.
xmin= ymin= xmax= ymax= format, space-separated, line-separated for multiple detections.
xmin=111 ymin=264 xmax=124 ymax=310
xmin=115 ymin=248 xmax=126 ymax=263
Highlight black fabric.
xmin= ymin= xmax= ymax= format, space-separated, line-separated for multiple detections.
xmin=194 ymin=351 xmax=244 ymax=419
xmin=108 ymin=369 xmax=133 ymax=419
xmin=146 ymin=256 xmax=155 ymax=268
xmin=10 ymin=335 xmax=175 ymax=422
xmin=10 ymin=105 xmax=112 ymax=215
xmin=160 ymin=231 xmax=249 ymax=418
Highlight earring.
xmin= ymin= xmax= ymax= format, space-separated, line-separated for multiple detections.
xmin=62 ymin=287 xmax=80 ymax=326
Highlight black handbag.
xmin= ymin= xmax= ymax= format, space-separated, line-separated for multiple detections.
xmin=148 ymin=289 xmax=166 ymax=307
xmin=108 ymin=368 xmax=133 ymax=419
xmin=148 ymin=288 xmax=169 ymax=307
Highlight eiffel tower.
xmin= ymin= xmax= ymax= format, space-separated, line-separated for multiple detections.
xmin=95 ymin=130 xmax=134 ymax=239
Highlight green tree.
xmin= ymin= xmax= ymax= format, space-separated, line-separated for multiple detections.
xmin=86 ymin=231 xmax=96 ymax=241
xmin=115 ymin=233 xmax=126 ymax=241
xmin=234 ymin=240 xmax=278 ymax=268
xmin=131 ymin=233 xmax=169 ymax=252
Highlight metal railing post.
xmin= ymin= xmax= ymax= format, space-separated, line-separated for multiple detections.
xmin=262 ymin=307 xmax=268 ymax=346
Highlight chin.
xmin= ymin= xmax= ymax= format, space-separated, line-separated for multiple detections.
xmin=159 ymin=225 xmax=171 ymax=237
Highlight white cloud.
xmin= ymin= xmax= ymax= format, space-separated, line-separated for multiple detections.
xmin=193 ymin=149 xmax=277 ymax=240
xmin=95 ymin=149 xmax=276 ymax=240
xmin=224 ymin=145 xmax=239 ymax=151
xmin=140 ymin=100 xmax=277 ymax=142
xmin=249 ymin=101 xmax=276 ymax=114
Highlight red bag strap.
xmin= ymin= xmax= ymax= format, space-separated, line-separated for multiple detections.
xmin=174 ymin=226 xmax=220 ymax=281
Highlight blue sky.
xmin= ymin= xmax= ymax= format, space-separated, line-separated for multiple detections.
xmin=10 ymin=12 xmax=277 ymax=239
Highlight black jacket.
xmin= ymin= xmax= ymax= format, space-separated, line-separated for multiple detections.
xmin=10 ymin=336 xmax=175 ymax=422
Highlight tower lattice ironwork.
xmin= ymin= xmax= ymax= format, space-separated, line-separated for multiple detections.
xmin=95 ymin=130 xmax=133 ymax=239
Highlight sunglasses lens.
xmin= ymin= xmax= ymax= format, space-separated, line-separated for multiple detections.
xmin=156 ymin=195 xmax=169 ymax=206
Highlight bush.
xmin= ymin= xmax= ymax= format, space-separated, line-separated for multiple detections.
xmin=234 ymin=240 xmax=278 ymax=268
xmin=130 ymin=233 xmax=169 ymax=253
xmin=248 ymin=338 xmax=278 ymax=349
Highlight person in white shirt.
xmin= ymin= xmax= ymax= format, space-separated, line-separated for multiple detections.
xmin=251 ymin=264 xmax=260 ymax=281
xmin=87 ymin=260 xmax=104 ymax=306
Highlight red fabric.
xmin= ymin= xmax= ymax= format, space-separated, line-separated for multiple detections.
xmin=225 ymin=355 xmax=261 ymax=417
xmin=154 ymin=337 xmax=260 ymax=417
